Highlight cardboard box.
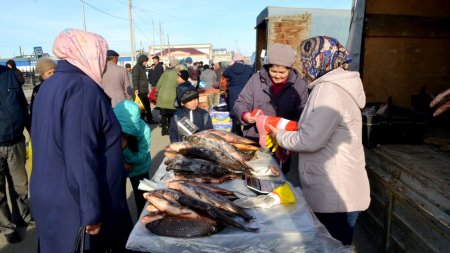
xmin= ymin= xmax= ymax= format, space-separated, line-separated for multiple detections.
xmin=213 ymin=122 xmax=232 ymax=132
xmin=209 ymin=111 xmax=231 ymax=123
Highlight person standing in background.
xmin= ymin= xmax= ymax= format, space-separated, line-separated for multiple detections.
xmin=125 ymin=63 xmax=133 ymax=89
xmin=156 ymin=58 xmax=182 ymax=136
xmin=199 ymin=64 xmax=216 ymax=89
xmin=223 ymin=53 xmax=254 ymax=136
xmin=269 ymin=36 xmax=370 ymax=246
xmin=133 ymin=54 xmax=156 ymax=124
xmin=101 ymin=50 xmax=132 ymax=107
xmin=6 ymin=59 xmax=25 ymax=86
xmin=30 ymin=58 xmax=56 ymax=119
xmin=30 ymin=28 xmax=133 ymax=252
xmin=148 ymin=55 xmax=164 ymax=88
xmin=0 ymin=65 xmax=32 ymax=244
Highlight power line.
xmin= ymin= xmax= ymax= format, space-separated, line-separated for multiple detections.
xmin=81 ymin=0 xmax=128 ymax=21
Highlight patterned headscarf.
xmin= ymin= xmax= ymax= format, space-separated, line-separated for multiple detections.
xmin=300 ymin=36 xmax=351 ymax=81
xmin=53 ymin=28 xmax=108 ymax=86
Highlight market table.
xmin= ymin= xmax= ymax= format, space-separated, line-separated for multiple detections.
xmin=126 ymin=161 xmax=350 ymax=253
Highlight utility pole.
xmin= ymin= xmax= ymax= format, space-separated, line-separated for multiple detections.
xmin=129 ymin=0 xmax=136 ymax=66
xmin=167 ymin=34 xmax=171 ymax=59
xmin=81 ymin=0 xmax=87 ymax=31
xmin=159 ymin=22 xmax=164 ymax=63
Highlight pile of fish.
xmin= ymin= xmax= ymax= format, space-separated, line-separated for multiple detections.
xmin=164 ymin=129 xmax=259 ymax=177
xmin=141 ymin=180 xmax=259 ymax=238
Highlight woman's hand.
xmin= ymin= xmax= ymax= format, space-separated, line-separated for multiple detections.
xmin=243 ymin=113 xmax=257 ymax=124
xmin=430 ymin=88 xmax=450 ymax=116
xmin=124 ymin=163 xmax=133 ymax=172
xmin=86 ymin=223 xmax=102 ymax=235
xmin=267 ymin=124 xmax=280 ymax=138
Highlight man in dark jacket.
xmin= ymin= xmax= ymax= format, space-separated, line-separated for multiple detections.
xmin=133 ymin=54 xmax=156 ymax=123
xmin=223 ymin=53 xmax=255 ymax=135
xmin=6 ymin=59 xmax=25 ymax=86
xmin=148 ymin=55 xmax=164 ymax=87
xmin=0 ymin=65 xmax=32 ymax=243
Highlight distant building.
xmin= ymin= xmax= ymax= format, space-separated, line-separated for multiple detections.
xmin=149 ymin=44 xmax=213 ymax=65
xmin=212 ymin=48 xmax=232 ymax=65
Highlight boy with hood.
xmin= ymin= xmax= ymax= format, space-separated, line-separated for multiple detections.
xmin=169 ymin=70 xmax=213 ymax=142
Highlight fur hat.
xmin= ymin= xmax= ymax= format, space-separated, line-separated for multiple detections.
xmin=267 ymin=43 xmax=296 ymax=68
xmin=178 ymin=70 xmax=190 ymax=82
xmin=36 ymin=58 xmax=56 ymax=75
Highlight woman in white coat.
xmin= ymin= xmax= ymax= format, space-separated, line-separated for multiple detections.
xmin=269 ymin=36 xmax=370 ymax=245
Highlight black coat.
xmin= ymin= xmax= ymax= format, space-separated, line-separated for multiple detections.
xmin=169 ymin=107 xmax=213 ymax=143
xmin=0 ymin=65 xmax=29 ymax=145
xmin=132 ymin=55 xmax=149 ymax=93
xmin=149 ymin=62 xmax=164 ymax=87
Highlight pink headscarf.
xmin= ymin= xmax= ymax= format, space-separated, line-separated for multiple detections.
xmin=53 ymin=28 xmax=108 ymax=86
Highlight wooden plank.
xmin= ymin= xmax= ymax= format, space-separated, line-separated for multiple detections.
xmin=362 ymin=37 xmax=450 ymax=108
xmin=365 ymin=14 xmax=450 ymax=38
xmin=366 ymin=0 xmax=450 ymax=17
xmin=267 ymin=14 xmax=310 ymax=73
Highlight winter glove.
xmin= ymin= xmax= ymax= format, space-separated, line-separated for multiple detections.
xmin=266 ymin=134 xmax=279 ymax=152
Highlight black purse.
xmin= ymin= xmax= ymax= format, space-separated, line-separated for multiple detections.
xmin=71 ymin=226 xmax=86 ymax=253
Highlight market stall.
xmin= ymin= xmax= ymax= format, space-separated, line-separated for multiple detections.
xmin=126 ymin=160 xmax=350 ymax=253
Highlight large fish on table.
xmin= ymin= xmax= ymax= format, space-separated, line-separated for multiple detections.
xmin=178 ymin=147 xmax=249 ymax=173
xmin=143 ymin=192 xmax=200 ymax=219
xmin=143 ymin=213 xmax=222 ymax=238
xmin=203 ymin=129 xmax=256 ymax=145
xmin=165 ymin=156 xmax=232 ymax=176
xmin=167 ymin=181 xmax=254 ymax=221
xmin=187 ymin=134 xmax=254 ymax=171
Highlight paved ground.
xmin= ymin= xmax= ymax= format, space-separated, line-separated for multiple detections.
xmin=0 ymin=98 xmax=376 ymax=252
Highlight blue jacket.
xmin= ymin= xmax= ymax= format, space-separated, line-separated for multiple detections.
xmin=0 ymin=65 xmax=29 ymax=145
xmin=223 ymin=62 xmax=254 ymax=116
xmin=169 ymin=107 xmax=213 ymax=143
xmin=113 ymin=100 xmax=151 ymax=178
xmin=30 ymin=60 xmax=132 ymax=252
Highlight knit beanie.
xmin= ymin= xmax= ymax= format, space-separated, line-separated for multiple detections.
xmin=185 ymin=57 xmax=193 ymax=64
xmin=170 ymin=58 xmax=180 ymax=68
xmin=232 ymin=53 xmax=245 ymax=62
xmin=267 ymin=43 xmax=296 ymax=68
xmin=36 ymin=58 xmax=56 ymax=75
xmin=113 ymin=100 xmax=143 ymax=137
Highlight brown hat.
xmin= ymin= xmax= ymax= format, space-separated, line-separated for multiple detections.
xmin=267 ymin=43 xmax=296 ymax=68
xmin=36 ymin=58 xmax=56 ymax=75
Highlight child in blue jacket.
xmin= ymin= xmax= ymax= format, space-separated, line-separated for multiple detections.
xmin=113 ymin=100 xmax=151 ymax=216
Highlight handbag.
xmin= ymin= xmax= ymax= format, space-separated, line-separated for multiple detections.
xmin=71 ymin=226 xmax=111 ymax=253
xmin=71 ymin=226 xmax=86 ymax=253
xmin=134 ymin=91 xmax=146 ymax=113
xmin=148 ymin=86 xmax=157 ymax=106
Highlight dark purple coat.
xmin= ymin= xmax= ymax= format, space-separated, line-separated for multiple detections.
xmin=30 ymin=61 xmax=132 ymax=252
xmin=233 ymin=66 xmax=308 ymax=141
xmin=223 ymin=62 xmax=254 ymax=117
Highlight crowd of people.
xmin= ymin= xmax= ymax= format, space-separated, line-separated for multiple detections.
xmin=1 ymin=27 xmax=450 ymax=252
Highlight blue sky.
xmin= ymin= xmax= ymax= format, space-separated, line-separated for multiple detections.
xmin=0 ymin=0 xmax=352 ymax=59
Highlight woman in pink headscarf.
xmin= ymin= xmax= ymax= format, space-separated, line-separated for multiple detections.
xmin=30 ymin=28 xmax=133 ymax=253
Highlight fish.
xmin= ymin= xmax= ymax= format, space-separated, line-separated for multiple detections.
xmin=141 ymin=213 xmax=165 ymax=224
xmin=143 ymin=192 xmax=201 ymax=219
xmin=165 ymin=142 xmax=193 ymax=152
xmin=187 ymin=134 xmax=254 ymax=170
xmin=167 ymin=181 xmax=254 ymax=221
xmin=171 ymin=174 xmax=240 ymax=184
xmin=145 ymin=214 xmax=222 ymax=238
xmin=164 ymin=151 xmax=181 ymax=159
xmin=203 ymin=129 xmax=256 ymax=145
xmin=165 ymin=156 xmax=231 ymax=176
xmin=176 ymin=195 xmax=259 ymax=233
xmin=178 ymin=147 xmax=249 ymax=173
xmin=231 ymin=143 xmax=259 ymax=151
xmin=167 ymin=180 xmax=235 ymax=196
